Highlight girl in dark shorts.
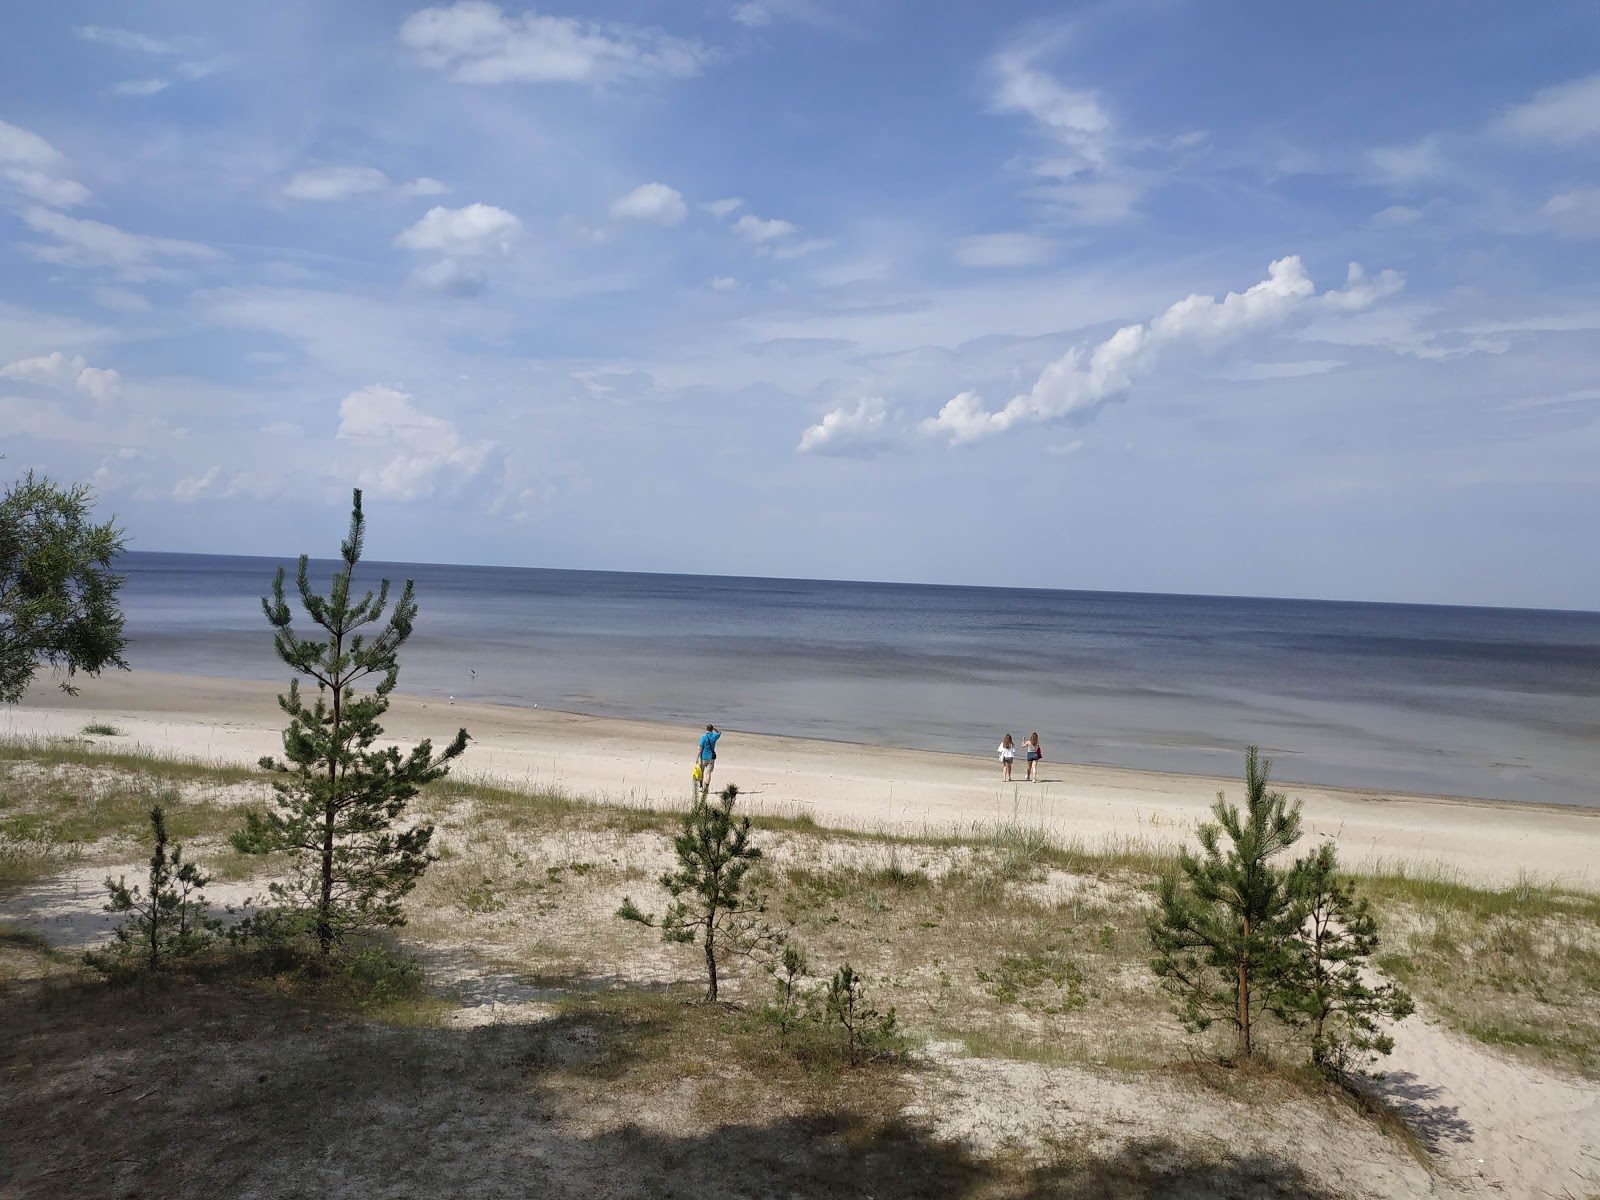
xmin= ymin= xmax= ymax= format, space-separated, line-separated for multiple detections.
xmin=1023 ymin=732 xmax=1042 ymax=781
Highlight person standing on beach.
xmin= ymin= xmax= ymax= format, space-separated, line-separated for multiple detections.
xmin=696 ymin=723 xmax=721 ymax=795
xmin=1023 ymin=732 xmax=1042 ymax=782
xmin=998 ymin=733 xmax=1016 ymax=782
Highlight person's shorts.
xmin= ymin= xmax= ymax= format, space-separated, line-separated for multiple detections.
xmin=700 ymin=756 xmax=716 ymax=769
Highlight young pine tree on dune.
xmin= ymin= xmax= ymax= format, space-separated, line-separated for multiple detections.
xmin=232 ymin=489 xmax=468 ymax=961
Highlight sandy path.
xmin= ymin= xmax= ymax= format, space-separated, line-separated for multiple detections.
xmin=7 ymin=670 xmax=1599 ymax=890
xmin=1377 ymin=1011 xmax=1600 ymax=1197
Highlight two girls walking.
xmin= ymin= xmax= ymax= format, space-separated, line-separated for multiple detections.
xmin=999 ymin=732 xmax=1043 ymax=781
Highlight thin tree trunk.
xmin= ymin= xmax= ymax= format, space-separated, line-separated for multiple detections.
xmin=1239 ymin=913 xmax=1252 ymax=1058
xmin=705 ymin=931 xmax=718 ymax=1003
xmin=320 ymin=658 xmax=342 ymax=961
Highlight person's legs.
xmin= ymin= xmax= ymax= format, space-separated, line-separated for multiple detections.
xmin=1002 ymin=758 xmax=1011 ymax=781
xmin=701 ymin=758 xmax=715 ymax=794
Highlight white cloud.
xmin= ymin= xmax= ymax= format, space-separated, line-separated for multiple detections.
xmin=609 ymin=181 xmax=687 ymax=225
xmin=1491 ymin=73 xmax=1600 ymax=144
xmin=1542 ymin=187 xmax=1600 ymax=238
xmin=1 ymin=351 xmax=122 ymax=404
xmin=1223 ymin=359 xmax=1347 ymax=382
xmin=1370 ymin=204 xmax=1423 ymax=227
xmin=75 ymin=26 xmax=194 ymax=56
xmin=709 ymin=275 xmax=739 ymax=291
xmin=768 ymin=236 xmax=831 ymax=260
xmin=110 ymin=79 xmax=171 ymax=97
xmin=336 ymin=384 xmax=493 ymax=500
xmin=1367 ymin=137 xmax=1448 ymax=188
xmin=0 ymin=119 xmax=89 ymax=209
xmin=919 ymin=256 xmax=1402 ymax=445
xmin=704 ymin=197 xmax=743 ymax=217
xmin=284 ymin=165 xmax=391 ymax=201
xmin=21 ymin=207 xmax=220 ymax=279
xmin=396 ymin=203 xmax=521 ymax=256
xmin=399 ymin=1 xmax=708 ymax=86
xmin=733 ymin=213 xmax=797 ymax=242
xmin=953 ymin=232 xmax=1057 ymax=268
xmin=797 ymin=397 xmax=896 ymax=457
xmin=731 ymin=2 xmax=774 ymax=28
xmin=399 ymin=176 xmax=451 ymax=197
xmin=172 ymin=465 xmax=221 ymax=502
xmin=989 ymin=46 xmax=1111 ymax=174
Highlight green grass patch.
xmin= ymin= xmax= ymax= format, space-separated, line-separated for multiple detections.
xmin=79 ymin=722 xmax=123 ymax=737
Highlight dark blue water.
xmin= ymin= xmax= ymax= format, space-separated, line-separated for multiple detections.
xmin=116 ymin=552 xmax=1600 ymax=807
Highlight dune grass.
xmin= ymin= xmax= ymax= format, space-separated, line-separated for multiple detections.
xmin=1363 ymin=864 xmax=1600 ymax=1079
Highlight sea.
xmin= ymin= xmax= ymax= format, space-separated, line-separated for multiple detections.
xmin=112 ymin=552 xmax=1600 ymax=808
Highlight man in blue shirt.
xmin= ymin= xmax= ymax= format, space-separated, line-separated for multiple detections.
xmin=696 ymin=723 xmax=721 ymax=795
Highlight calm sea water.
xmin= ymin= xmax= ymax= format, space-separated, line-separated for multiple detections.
xmin=112 ymin=552 xmax=1600 ymax=807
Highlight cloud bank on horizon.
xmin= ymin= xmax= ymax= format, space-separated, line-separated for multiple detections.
xmin=1 ymin=1 xmax=1598 ymax=607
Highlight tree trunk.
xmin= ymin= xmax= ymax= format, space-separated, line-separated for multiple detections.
xmin=320 ymin=670 xmax=342 ymax=960
xmin=1238 ymin=914 xmax=1252 ymax=1058
xmin=704 ymin=931 xmax=718 ymax=1003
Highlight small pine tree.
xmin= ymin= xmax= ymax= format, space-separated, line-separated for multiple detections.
xmin=618 ymin=782 xmax=774 ymax=1002
xmin=823 ymin=962 xmax=900 ymax=1066
xmin=91 ymin=805 xmax=219 ymax=971
xmin=1282 ymin=842 xmax=1415 ymax=1078
xmin=231 ymin=489 xmax=468 ymax=960
xmin=766 ymin=941 xmax=811 ymax=1033
xmin=1148 ymin=745 xmax=1305 ymax=1060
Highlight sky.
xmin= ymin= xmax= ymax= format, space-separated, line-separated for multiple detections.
xmin=2 ymin=1 xmax=1598 ymax=609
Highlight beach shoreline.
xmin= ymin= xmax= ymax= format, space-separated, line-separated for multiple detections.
xmin=7 ymin=669 xmax=1598 ymax=890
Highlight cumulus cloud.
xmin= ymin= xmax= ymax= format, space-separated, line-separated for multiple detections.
xmin=396 ymin=202 xmax=521 ymax=256
xmin=1491 ymin=73 xmax=1600 ymax=144
xmin=283 ymin=165 xmax=391 ymax=201
xmin=0 ymin=119 xmax=89 ymax=209
xmin=399 ymin=1 xmax=708 ymax=86
xmin=1 ymin=351 xmax=122 ymax=404
xmin=609 ymin=181 xmax=687 ymax=225
xmin=733 ymin=213 xmax=797 ymax=242
xmin=21 ymin=206 xmax=220 ymax=279
xmin=797 ymin=397 xmax=895 ymax=457
xmin=953 ymin=232 xmax=1057 ymax=269
xmin=918 ymin=257 xmax=1403 ymax=445
xmin=336 ymin=384 xmax=493 ymax=499
xmin=703 ymin=197 xmax=743 ymax=217
xmin=709 ymin=275 xmax=739 ymax=291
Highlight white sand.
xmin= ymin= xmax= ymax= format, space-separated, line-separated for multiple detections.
xmin=7 ymin=670 xmax=1598 ymax=890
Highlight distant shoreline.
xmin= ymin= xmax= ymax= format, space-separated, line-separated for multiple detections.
xmin=10 ymin=669 xmax=1598 ymax=890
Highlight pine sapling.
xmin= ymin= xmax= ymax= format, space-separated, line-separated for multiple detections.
xmin=823 ymin=962 xmax=900 ymax=1066
xmin=231 ymin=489 xmax=468 ymax=960
xmin=91 ymin=805 xmax=219 ymax=971
xmin=1148 ymin=745 xmax=1305 ymax=1060
xmin=618 ymin=782 xmax=777 ymax=1002
xmin=1283 ymin=842 xmax=1414 ymax=1078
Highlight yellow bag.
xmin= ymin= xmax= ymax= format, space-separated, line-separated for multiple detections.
xmin=692 ymin=763 xmax=703 ymax=783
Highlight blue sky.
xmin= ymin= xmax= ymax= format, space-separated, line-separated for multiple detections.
xmin=2 ymin=1 xmax=1598 ymax=608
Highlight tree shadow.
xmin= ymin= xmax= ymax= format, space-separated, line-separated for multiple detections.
xmin=1365 ymin=1070 xmax=1475 ymax=1153
xmin=0 ymin=967 xmax=1354 ymax=1200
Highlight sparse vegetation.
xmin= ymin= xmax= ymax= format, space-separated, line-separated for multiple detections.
xmin=2 ymin=737 xmax=1595 ymax=1200
xmin=79 ymin=722 xmax=121 ymax=737
xmin=86 ymin=805 xmax=219 ymax=973
xmin=618 ymin=782 xmax=778 ymax=1002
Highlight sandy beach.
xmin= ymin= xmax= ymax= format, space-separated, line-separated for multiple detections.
xmin=8 ymin=670 xmax=1597 ymax=890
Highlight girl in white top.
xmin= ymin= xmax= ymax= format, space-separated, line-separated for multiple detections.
xmin=998 ymin=733 xmax=1015 ymax=781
